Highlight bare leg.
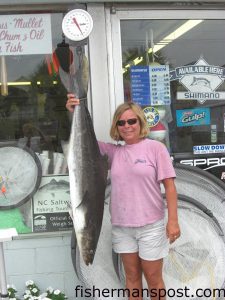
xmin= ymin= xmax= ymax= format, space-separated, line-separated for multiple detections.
xmin=141 ymin=258 xmax=166 ymax=300
xmin=121 ymin=252 xmax=143 ymax=300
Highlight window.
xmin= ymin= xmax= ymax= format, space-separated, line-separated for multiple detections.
xmin=0 ymin=13 xmax=71 ymax=174
xmin=0 ymin=11 xmax=87 ymax=234
xmin=120 ymin=19 xmax=225 ymax=154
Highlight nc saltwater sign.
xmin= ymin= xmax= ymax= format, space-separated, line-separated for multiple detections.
xmin=32 ymin=176 xmax=73 ymax=232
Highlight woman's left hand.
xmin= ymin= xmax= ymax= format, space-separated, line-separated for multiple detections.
xmin=166 ymin=221 xmax=181 ymax=243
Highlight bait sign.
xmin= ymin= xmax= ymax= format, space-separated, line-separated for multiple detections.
xmin=176 ymin=107 xmax=210 ymax=127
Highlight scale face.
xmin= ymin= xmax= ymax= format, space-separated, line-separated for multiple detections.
xmin=0 ymin=146 xmax=42 ymax=209
xmin=62 ymin=9 xmax=93 ymax=41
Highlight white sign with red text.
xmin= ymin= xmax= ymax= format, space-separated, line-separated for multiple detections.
xmin=0 ymin=14 xmax=52 ymax=55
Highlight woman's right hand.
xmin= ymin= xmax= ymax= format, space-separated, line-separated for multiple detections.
xmin=66 ymin=94 xmax=80 ymax=112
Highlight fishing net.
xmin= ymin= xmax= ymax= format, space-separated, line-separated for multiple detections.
xmin=163 ymin=195 xmax=225 ymax=300
xmin=71 ymin=163 xmax=225 ymax=300
xmin=174 ymin=163 xmax=225 ymax=239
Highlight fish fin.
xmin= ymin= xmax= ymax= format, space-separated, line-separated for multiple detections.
xmin=68 ymin=205 xmax=73 ymax=220
xmin=71 ymin=228 xmax=80 ymax=278
xmin=84 ymin=105 xmax=98 ymax=141
xmin=76 ymin=190 xmax=90 ymax=209
xmin=61 ymin=140 xmax=69 ymax=159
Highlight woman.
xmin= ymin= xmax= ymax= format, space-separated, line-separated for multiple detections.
xmin=66 ymin=95 xmax=180 ymax=300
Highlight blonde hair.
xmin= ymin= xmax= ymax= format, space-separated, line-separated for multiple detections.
xmin=110 ymin=102 xmax=149 ymax=141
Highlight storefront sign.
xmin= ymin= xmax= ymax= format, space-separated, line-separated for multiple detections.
xmin=193 ymin=144 xmax=225 ymax=155
xmin=170 ymin=58 xmax=225 ymax=104
xmin=176 ymin=107 xmax=210 ymax=127
xmin=0 ymin=14 xmax=52 ymax=55
xmin=32 ymin=175 xmax=73 ymax=232
xmin=130 ymin=65 xmax=171 ymax=106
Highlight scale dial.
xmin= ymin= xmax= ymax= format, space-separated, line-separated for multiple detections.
xmin=62 ymin=9 xmax=93 ymax=41
xmin=0 ymin=146 xmax=41 ymax=209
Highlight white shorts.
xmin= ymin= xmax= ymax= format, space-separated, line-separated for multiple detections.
xmin=112 ymin=219 xmax=169 ymax=261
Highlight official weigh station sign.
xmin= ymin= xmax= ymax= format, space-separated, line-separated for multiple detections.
xmin=32 ymin=176 xmax=73 ymax=232
xmin=0 ymin=14 xmax=52 ymax=55
xmin=170 ymin=58 xmax=225 ymax=104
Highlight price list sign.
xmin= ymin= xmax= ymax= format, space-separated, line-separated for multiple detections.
xmin=130 ymin=66 xmax=151 ymax=106
xmin=130 ymin=65 xmax=171 ymax=106
xmin=150 ymin=65 xmax=171 ymax=105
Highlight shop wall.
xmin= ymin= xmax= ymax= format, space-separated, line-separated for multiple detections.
xmin=4 ymin=233 xmax=83 ymax=300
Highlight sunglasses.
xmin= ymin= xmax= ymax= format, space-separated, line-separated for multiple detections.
xmin=116 ymin=118 xmax=138 ymax=127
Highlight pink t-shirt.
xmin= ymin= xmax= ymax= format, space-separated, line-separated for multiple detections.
xmin=99 ymin=139 xmax=176 ymax=227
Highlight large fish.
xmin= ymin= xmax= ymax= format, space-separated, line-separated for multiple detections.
xmin=68 ymin=100 xmax=108 ymax=265
xmin=59 ymin=45 xmax=108 ymax=265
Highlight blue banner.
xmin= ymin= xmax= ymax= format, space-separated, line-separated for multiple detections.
xmin=131 ymin=66 xmax=151 ymax=105
xmin=130 ymin=65 xmax=171 ymax=106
